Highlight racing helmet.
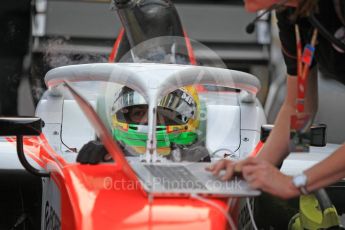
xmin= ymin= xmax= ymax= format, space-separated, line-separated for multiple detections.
xmin=111 ymin=86 xmax=200 ymax=155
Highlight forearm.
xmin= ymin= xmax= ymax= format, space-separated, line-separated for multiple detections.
xmin=305 ymin=144 xmax=345 ymax=192
xmin=258 ymin=70 xmax=318 ymax=165
xmin=258 ymin=104 xmax=295 ymax=164
xmin=258 ymin=75 xmax=299 ymax=165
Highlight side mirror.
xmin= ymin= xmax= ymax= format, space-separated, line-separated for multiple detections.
xmin=0 ymin=117 xmax=49 ymax=177
xmin=0 ymin=117 xmax=43 ymax=136
xmin=260 ymin=124 xmax=327 ymax=147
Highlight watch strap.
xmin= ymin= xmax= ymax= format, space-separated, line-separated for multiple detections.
xmin=293 ymin=173 xmax=309 ymax=195
xmin=299 ymin=186 xmax=309 ymax=195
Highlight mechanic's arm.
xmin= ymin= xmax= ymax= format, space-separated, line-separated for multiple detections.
xmin=304 ymin=144 xmax=345 ymax=191
xmin=258 ymin=68 xmax=318 ymax=165
xmin=230 ymin=142 xmax=345 ymax=199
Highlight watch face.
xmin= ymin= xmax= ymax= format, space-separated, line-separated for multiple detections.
xmin=293 ymin=174 xmax=307 ymax=188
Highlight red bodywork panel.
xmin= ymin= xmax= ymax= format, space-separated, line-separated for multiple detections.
xmin=6 ymin=135 xmax=239 ymax=229
xmin=61 ymin=165 xmax=231 ymax=229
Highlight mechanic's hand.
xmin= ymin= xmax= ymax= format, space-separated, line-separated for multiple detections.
xmin=205 ymin=159 xmax=242 ymax=181
xmin=240 ymin=158 xmax=300 ymax=199
xmin=207 ymin=158 xmax=300 ymax=199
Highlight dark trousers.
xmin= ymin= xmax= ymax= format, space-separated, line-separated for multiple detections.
xmin=0 ymin=0 xmax=31 ymax=115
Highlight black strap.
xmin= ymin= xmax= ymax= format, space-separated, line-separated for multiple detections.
xmin=308 ymin=14 xmax=345 ymax=51
xmin=334 ymin=0 xmax=345 ymax=26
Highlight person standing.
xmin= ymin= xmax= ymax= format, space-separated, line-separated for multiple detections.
xmin=208 ymin=0 xmax=345 ymax=200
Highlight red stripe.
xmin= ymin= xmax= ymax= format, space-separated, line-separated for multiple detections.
xmin=108 ymin=28 xmax=125 ymax=63
xmin=6 ymin=135 xmax=67 ymax=175
xmin=38 ymin=134 xmax=67 ymax=166
xmin=6 ymin=137 xmax=46 ymax=168
xmin=183 ymin=30 xmax=197 ymax=65
xmin=250 ymin=141 xmax=264 ymax=157
xmin=183 ymin=30 xmax=208 ymax=92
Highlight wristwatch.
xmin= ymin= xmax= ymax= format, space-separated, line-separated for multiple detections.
xmin=292 ymin=173 xmax=309 ymax=195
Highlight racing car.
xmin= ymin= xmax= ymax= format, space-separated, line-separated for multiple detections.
xmin=0 ymin=1 xmax=266 ymax=229
xmin=0 ymin=60 xmax=265 ymax=230
xmin=0 ymin=0 xmax=342 ymax=229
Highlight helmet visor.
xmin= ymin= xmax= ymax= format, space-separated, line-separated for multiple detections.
xmin=113 ymin=89 xmax=196 ymax=126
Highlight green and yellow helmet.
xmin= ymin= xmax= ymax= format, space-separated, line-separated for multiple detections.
xmin=111 ymin=86 xmax=200 ymax=156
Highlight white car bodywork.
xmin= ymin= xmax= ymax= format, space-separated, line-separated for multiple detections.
xmin=34 ymin=63 xmax=265 ymax=162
